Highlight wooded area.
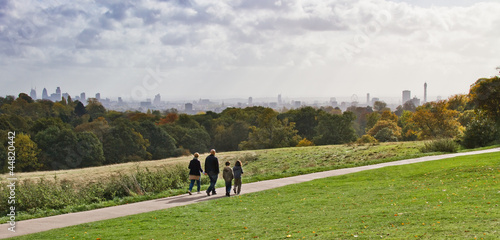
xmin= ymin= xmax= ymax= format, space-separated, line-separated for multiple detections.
xmin=1 ymin=76 xmax=499 ymax=173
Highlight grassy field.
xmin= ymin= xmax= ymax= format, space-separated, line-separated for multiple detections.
xmin=10 ymin=151 xmax=500 ymax=239
xmin=0 ymin=141 xmax=493 ymax=223
xmin=1 ymin=142 xmax=428 ymax=185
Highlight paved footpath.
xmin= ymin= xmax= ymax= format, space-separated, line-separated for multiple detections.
xmin=1 ymin=148 xmax=499 ymax=239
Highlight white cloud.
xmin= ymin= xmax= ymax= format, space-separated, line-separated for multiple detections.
xmin=0 ymin=0 xmax=499 ymax=101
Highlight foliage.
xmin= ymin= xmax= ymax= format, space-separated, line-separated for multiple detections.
xmin=356 ymin=134 xmax=378 ymax=144
xmin=462 ymin=112 xmax=499 ymax=149
xmin=469 ymin=76 xmax=500 ymax=123
xmin=313 ymin=112 xmax=357 ymax=145
xmin=103 ymin=121 xmax=151 ymax=164
xmin=240 ymin=109 xmax=301 ymax=150
xmin=420 ymin=138 xmax=460 ymax=153
xmin=296 ymin=138 xmax=315 ymax=147
xmin=366 ymin=120 xmax=402 ymax=141
xmin=14 ymin=133 xmax=42 ymax=172
xmin=410 ymin=101 xmax=462 ymax=140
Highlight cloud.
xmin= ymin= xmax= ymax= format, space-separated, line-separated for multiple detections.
xmin=0 ymin=0 xmax=499 ymax=100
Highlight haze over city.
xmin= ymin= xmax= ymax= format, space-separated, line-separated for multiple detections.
xmin=1 ymin=0 xmax=499 ymax=102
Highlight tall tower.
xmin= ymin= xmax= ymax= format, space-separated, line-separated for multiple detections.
xmin=30 ymin=88 xmax=37 ymax=100
xmin=42 ymin=88 xmax=49 ymax=100
xmin=402 ymin=90 xmax=411 ymax=104
xmin=424 ymin=82 xmax=427 ymax=103
xmin=366 ymin=93 xmax=370 ymax=105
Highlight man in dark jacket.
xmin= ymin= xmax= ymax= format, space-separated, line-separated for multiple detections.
xmin=204 ymin=149 xmax=219 ymax=196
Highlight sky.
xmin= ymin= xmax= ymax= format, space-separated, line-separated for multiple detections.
xmin=1 ymin=0 xmax=499 ymax=103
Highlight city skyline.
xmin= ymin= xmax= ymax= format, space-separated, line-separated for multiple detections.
xmin=1 ymin=0 xmax=499 ymax=100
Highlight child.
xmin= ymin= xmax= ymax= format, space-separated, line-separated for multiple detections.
xmin=232 ymin=160 xmax=244 ymax=195
xmin=222 ymin=161 xmax=234 ymax=197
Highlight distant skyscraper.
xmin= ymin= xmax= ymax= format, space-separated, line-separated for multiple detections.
xmin=248 ymin=97 xmax=253 ymax=105
xmin=51 ymin=87 xmax=62 ymax=101
xmin=402 ymin=90 xmax=411 ymax=104
xmin=62 ymin=93 xmax=70 ymax=101
xmin=278 ymin=94 xmax=282 ymax=104
xmin=95 ymin=93 xmax=101 ymax=101
xmin=56 ymin=87 xmax=61 ymax=95
xmin=185 ymin=103 xmax=193 ymax=112
xmin=42 ymin=88 xmax=49 ymax=100
xmin=366 ymin=93 xmax=370 ymax=105
xmin=424 ymin=82 xmax=427 ymax=103
xmin=80 ymin=92 xmax=86 ymax=102
xmin=30 ymin=88 xmax=37 ymax=100
xmin=153 ymin=94 xmax=161 ymax=105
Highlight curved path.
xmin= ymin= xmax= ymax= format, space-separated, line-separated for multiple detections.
xmin=1 ymin=148 xmax=499 ymax=239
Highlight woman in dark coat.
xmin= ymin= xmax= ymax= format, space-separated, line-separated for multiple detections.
xmin=188 ymin=152 xmax=204 ymax=195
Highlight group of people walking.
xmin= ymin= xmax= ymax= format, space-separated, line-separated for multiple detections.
xmin=187 ymin=149 xmax=244 ymax=197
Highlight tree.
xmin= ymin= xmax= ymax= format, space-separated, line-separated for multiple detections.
xmin=74 ymin=132 xmax=105 ymax=167
xmin=469 ymin=76 xmax=500 ymax=123
xmin=373 ymin=101 xmax=388 ymax=112
xmin=136 ymin=121 xmax=179 ymax=159
xmin=462 ymin=111 xmax=498 ymax=148
xmin=240 ymin=109 xmax=301 ymax=150
xmin=86 ymin=98 xmax=106 ymax=120
xmin=14 ymin=133 xmax=42 ymax=172
xmin=278 ymin=107 xmax=320 ymax=140
xmin=313 ymin=112 xmax=357 ymax=145
xmin=367 ymin=120 xmax=402 ymax=141
xmin=410 ymin=101 xmax=462 ymax=140
xmin=103 ymin=121 xmax=151 ymax=164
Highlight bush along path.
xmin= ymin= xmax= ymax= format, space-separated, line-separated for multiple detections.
xmin=1 ymin=147 xmax=499 ymax=239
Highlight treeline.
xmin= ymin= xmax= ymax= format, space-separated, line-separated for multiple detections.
xmin=1 ymin=76 xmax=500 ymax=172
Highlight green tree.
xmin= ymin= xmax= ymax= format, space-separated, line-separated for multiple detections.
xmin=469 ymin=76 xmax=500 ymax=123
xmin=86 ymin=98 xmax=106 ymax=120
xmin=313 ymin=112 xmax=357 ymax=145
xmin=240 ymin=109 xmax=301 ymax=150
xmin=136 ymin=121 xmax=179 ymax=159
xmin=462 ymin=111 xmax=499 ymax=148
xmin=103 ymin=121 xmax=151 ymax=164
xmin=278 ymin=107 xmax=320 ymax=140
xmin=75 ymin=132 xmax=105 ymax=167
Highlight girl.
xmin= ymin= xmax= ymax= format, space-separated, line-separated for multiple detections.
xmin=232 ymin=160 xmax=244 ymax=195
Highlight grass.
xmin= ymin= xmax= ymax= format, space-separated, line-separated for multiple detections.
xmin=9 ymin=151 xmax=500 ymax=239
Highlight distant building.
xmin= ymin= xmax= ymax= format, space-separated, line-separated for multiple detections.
xmin=30 ymin=88 xmax=37 ymax=100
xmin=50 ymin=87 xmax=62 ymax=102
xmin=62 ymin=93 xmax=70 ymax=100
xmin=42 ymin=88 xmax=49 ymax=100
xmin=278 ymin=94 xmax=282 ymax=105
xmin=330 ymin=97 xmax=338 ymax=108
xmin=95 ymin=93 xmax=101 ymax=101
xmin=424 ymin=82 xmax=427 ymax=103
xmin=366 ymin=93 xmax=370 ymax=105
xmin=402 ymin=90 xmax=411 ymax=104
xmin=80 ymin=92 xmax=86 ymax=103
xmin=411 ymin=96 xmax=421 ymax=107
xmin=153 ymin=94 xmax=161 ymax=105
xmin=140 ymin=99 xmax=152 ymax=107
xmin=293 ymin=101 xmax=301 ymax=108
xmin=185 ymin=103 xmax=193 ymax=112
xmin=248 ymin=97 xmax=253 ymax=105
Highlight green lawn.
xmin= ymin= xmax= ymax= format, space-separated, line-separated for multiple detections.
xmin=11 ymin=151 xmax=499 ymax=239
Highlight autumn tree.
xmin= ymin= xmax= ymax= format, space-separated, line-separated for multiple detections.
xmin=410 ymin=101 xmax=462 ymax=140
xmin=14 ymin=133 xmax=42 ymax=172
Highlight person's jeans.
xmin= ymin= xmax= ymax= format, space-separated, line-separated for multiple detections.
xmin=189 ymin=180 xmax=200 ymax=192
xmin=225 ymin=181 xmax=232 ymax=195
xmin=206 ymin=173 xmax=218 ymax=194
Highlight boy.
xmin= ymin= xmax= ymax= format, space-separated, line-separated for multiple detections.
xmin=222 ymin=161 xmax=234 ymax=197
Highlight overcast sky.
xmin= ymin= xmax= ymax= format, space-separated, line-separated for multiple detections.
xmin=1 ymin=0 xmax=499 ymax=103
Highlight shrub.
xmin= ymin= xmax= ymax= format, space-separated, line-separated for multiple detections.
xmin=296 ymin=138 xmax=314 ymax=147
xmin=356 ymin=135 xmax=378 ymax=144
xmin=420 ymin=139 xmax=460 ymax=153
